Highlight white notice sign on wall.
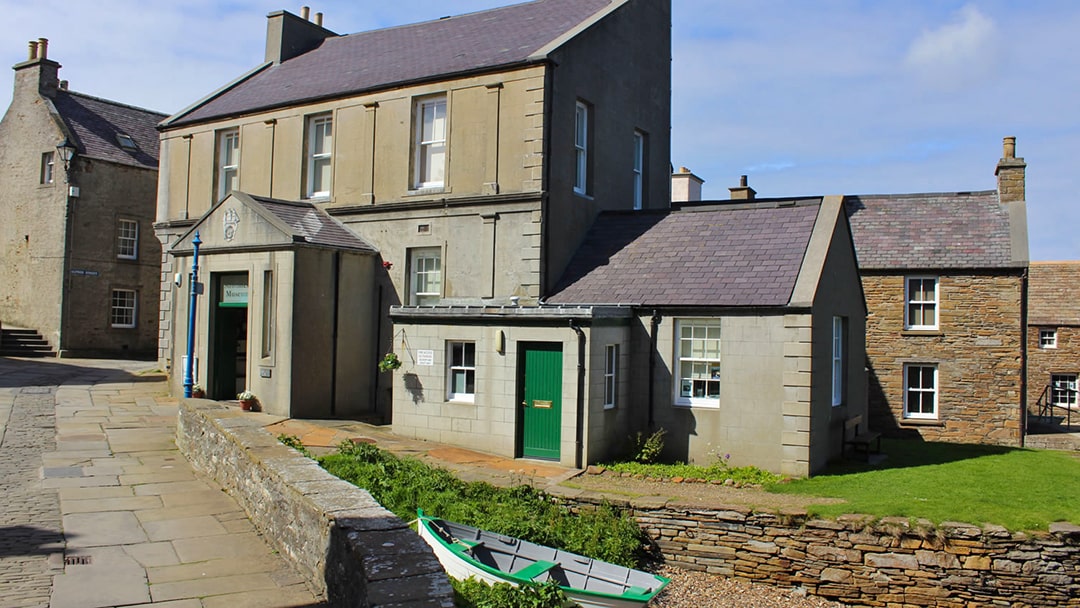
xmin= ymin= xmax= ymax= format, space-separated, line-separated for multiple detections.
xmin=416 ymin=350 xmax=434 ymax=366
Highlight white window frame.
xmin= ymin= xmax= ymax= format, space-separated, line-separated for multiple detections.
xmin=1040 ymin=328 xmax=1058 ymax=349
xmin=216 ymin=128 xmax=240 ymax=201
xmin=261 ymin=270 xmax=274 ymax=359
xmin=117 ymin=219 xmax=138 ymax=260
xmin=674 ymin=319 xmax=721 ymax=408
xmin=832 ymin=316 xmax=844 ymax=407
xmin=903 ymin=364 xmax=938 ymax=419
xmin=632 ymin=131 xmax=645 ymax=210
xmin=41 ymin=151 xmax=55 ymax=184
xmin=110 ymin=289 xmax=137 ymax=329
xmin=305 ymin=114 xmax=333 ymax=199
xmin=413 ymin=96 xmax=447 ymax=190
xmin=603 ymin=344 xmax=618 ymax=409
xmin=574 ymin=101 xmax=590 ymax=195
xmin=905 ymin=276 xmax=939 ymax=330
xmin=1051 ymin=374 xmax=1078 ymax=409
xmin=408 ymin=247 xmax=442 ymax=306
xmin=447 ymin=341 xmax=476 ymax=403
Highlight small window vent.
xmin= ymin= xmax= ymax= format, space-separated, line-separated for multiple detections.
xmin=117 ymin=134 xmax=137 ymax=151
xmin=417 ymin=224 xmax=431 ymax=234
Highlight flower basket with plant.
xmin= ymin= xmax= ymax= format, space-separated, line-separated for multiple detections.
xmin=191 ymin=383 xmax=205 ymax=398
xmin=378 ymin=352 xmax=402 ymax=373
xmin=237 ymin=390 xmax=257 ymax=411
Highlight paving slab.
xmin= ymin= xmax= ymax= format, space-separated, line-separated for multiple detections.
xmin=50 ymin=546 xmax=150 ymax=608
xmin=63 ymin=511 xmax=149 ymax=547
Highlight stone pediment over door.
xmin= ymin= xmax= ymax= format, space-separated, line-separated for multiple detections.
xmin=171 ymin=191 xmax=376 ymax=255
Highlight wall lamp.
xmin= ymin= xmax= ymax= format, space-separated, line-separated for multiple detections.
xmin=56 ymin=137 xmax=77 ymax=173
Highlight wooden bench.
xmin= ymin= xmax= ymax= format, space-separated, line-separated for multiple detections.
xmin=843 ymin=414 xmax=881 ymax=460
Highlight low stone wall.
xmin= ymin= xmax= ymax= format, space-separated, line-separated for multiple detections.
xmin=572 ymin=495 xmax=1080 ymax=607
xmin=176 ymin=400 xmax=454 ymax=608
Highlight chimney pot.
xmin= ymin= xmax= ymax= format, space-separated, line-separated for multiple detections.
xmin=739 ymin=175 xmax=748 ymax=187
xmin=28 ymin=40 xmax=38 ymax=60
xmin=37 ymin=38 xmax=48 ymax=59
xmin=59 ymin=80 xmax=68 ymax=90
xmin=314 ymin=12 xmax=323 ymax=26
xmin=300 ymin=6 xmax=310 ymax=20
xmin=1003 ymin=136 xmax=1016 ymax=159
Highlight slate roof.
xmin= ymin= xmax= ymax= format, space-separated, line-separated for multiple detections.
xmin=168 ymin=0 xmax=614 ymax=127
xmin=845 ymin=191 xmax=1018 ymax=270
xmin=1028 ymin=262 xmax=1080 ymax=326
xmin=547 ymin=200 xmax=822 ymax=307
xmin=52 ymin=90 xmax=165 ymax=169
xmin=249 ymin=194 xmax=377 ymax=253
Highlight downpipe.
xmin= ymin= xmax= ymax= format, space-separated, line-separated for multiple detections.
xmin=570 ymin=321 xmax=586 ymax=470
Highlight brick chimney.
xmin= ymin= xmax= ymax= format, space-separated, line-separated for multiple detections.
xmin=995 ymin=136 xmax=1026 ymax=203
xmin=265 ymin=8 xmax=336 ymax=65
xmin=13 ymin=38 xmax=61 ymax=98
xmin=671 ymin=166 xmax=704 ymax=203
xmin=729 ymin=175 xmax=756 ymax=200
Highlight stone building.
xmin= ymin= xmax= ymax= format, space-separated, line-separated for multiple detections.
xmin=845 ymin=138 xmax=1029 ymax=446
xmin=1026 ymin=261 xmax=1080 ymax=427
xmin=0 ymin=39 xmax=165 ymax=358
xmin=155 ymin=0 xmax=671 ymax=426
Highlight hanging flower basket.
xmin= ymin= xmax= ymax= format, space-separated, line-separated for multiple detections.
xmin=378 ymin=352 xmax=402 ymax=373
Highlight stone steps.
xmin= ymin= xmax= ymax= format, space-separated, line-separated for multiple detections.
xmin=0 ymin=328 xmax=56 ymax=358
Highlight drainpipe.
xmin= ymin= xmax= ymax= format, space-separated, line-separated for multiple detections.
xmin=1019 ymin=267 xmax=1029 ymax=446
xmin=329 ymin=251 xmax=341 ymax=416
xmin=570 ymin=320 xmax=586 ymax=469
xmin=648 ymin=310 xmax=661 ymax=427
xmin=372 ymin=283 xmax=383 ymax=418
xmin=182 ymin=233 xmax=202 ymax=398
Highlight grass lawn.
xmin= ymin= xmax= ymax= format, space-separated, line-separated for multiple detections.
xmin=766 ymin=439 xmax=1080 ymax=531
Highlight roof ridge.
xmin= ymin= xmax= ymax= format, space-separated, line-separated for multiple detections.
xmin=61 ymin=90 xmax=168 ymax=118
xmin=340 ymin=0 xmax=546 ymax=38
xmin=846 ymin=189 xmax=996 ymax=200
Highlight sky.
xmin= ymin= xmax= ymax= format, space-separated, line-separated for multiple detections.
xmin=1 ymin=0 xmax=1077 ymax=260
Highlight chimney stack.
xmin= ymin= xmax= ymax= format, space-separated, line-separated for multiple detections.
xmin=995 ymin=136 xmax=1026 ymax=203
xmin=14 ymin=38 xmax=60 ymax=98
xmin=265 ymin=8 xmax=335 ymax=65
xmin=729 ymin=175 xmax=756 ymax=200
xmin=671 ymin=166 xmax=704 ymax=203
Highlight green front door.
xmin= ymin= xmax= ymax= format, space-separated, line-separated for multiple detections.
xmin=520 ymin=343 xmax=563 ymax=460
xmin=210 ymin=273 xmax=249 ymax=401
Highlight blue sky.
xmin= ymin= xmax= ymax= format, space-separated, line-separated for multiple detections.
xmin=2 ymin=0 xmax=1077 ymax=260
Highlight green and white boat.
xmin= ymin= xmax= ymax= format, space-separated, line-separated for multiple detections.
xmin=417 ymin=509 xmax=669 ymax=607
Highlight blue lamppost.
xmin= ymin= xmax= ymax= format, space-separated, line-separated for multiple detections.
xmin=182 ymin=232 xmax=202 ymax=398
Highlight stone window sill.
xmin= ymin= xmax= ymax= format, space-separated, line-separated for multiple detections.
xmin=901 ymin=330 xmax=944 ymax=337
xmin=900 ymin=418 xmax=945 ymax=428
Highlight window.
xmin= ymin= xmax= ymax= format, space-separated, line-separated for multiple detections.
xmin=632 ymin=131 xmax=645 ymax=210
xmin=117 ymin=219 xmax=138 ymax=260
xmin=261 ymin=270 xmax=274 ymax=358
xmin=1040 ymin=329 xmax=1058 ymax=349
xmin=905 ymin=277 xmax=938 ymax=330
xmin=675 ymin=320 xmax=721 ymax=407
xmin=111 ymin=289 xmax=137 ymax=328
xmin=574 ymin=101 xmax=591 ymax=195
xmin=903 ymin=364 xmax=937 ymax=419
xmin=604 ymin=344 xmax=619 ymax=409
xmin=408 ymin=247 xmax=442 ymax=305
xmin=414 ymin=96 xmax=447 ymax=189
xmin=832 ymin=316 xmax=845 ymax=406
xmin=448 ymin=341 xmax=476 ymax=402
xmin=1051 ymin=374 xmax=1078 ymax=409
xmin=216 ymin=128 xmax=240 ymax=201
xmin=41 ymin=151 xmax=55 ymax=184
xmin=116 ymin=133 xmax=137 ymax=151
xmin=305 ymin=114 xmax=332 ymax=199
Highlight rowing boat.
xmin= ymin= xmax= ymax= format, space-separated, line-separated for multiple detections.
xmin=416 ymin=509 xmax=669 ymax=607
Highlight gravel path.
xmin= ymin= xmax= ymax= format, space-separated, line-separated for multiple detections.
xmin=651 ymin=565 xmax=842 ymax=608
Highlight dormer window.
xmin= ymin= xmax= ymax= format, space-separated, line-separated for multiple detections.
xmin=116 ymin=134 xmax=137 ymax=151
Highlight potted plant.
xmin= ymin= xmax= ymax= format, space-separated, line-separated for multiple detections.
xmin=191 ymin=383 xmax=205 ymax=398
xmin=378 ymin=352 xmax=402 ymax=373
xmin=237 ymin=390 xmax=257 ymax=411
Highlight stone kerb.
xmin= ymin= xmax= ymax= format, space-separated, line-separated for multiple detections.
xmin=177 ymin=400 xmax=454 ymax=608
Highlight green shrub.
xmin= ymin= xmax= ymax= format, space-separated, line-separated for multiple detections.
xmin=320 ymin=441 xmax=645 ymax=568
xmin=603 ymin=458 xmax=782 ymax=486
xmin=452 ymin=578 xmax=567 ymax=608
xmin=629 ymin=427 xmax=666 ymax=463
xmin=277 ymin=434 xmax=314 ymax=459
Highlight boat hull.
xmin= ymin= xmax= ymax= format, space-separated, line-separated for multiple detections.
xmin=417 ymin=511 xmax=667 ymax=608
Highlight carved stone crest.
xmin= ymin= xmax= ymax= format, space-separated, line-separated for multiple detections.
xmin=223 ymin=208 xmax=240 ymax=242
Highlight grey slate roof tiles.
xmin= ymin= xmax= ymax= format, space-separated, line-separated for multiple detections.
xmin=1028 ymin=262 xmax=1080 ymax=326
xmin=248 ymin=195 xmax=377 ymax=253
xmin=548 ymin=201 xmax=821 ymax=307
xmin=845 ymin=191 xmax=1017 ymax=270
xmin=52 ymin=90 xmax=165 ymax=169
xmin=170 ymin=0 xmax=614 ymax=126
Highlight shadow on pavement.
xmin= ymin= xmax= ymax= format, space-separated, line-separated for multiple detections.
xmin=0 ymin=525 xmax=66 ymax=557
xmin=0 ymin=357 xmax=161 ymax=389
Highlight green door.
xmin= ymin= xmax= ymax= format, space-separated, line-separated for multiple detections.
xmin=520 ymin=343 xmax=563 ymax=460
xmin=210 ymin=273 xmax=249 ymax=401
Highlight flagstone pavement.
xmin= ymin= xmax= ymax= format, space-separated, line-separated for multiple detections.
xmin=0 ymin=356 xmax=325 ymax=608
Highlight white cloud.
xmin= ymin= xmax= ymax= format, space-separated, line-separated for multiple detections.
xmin=904 ymin=4 xmax=1001 ymax=90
